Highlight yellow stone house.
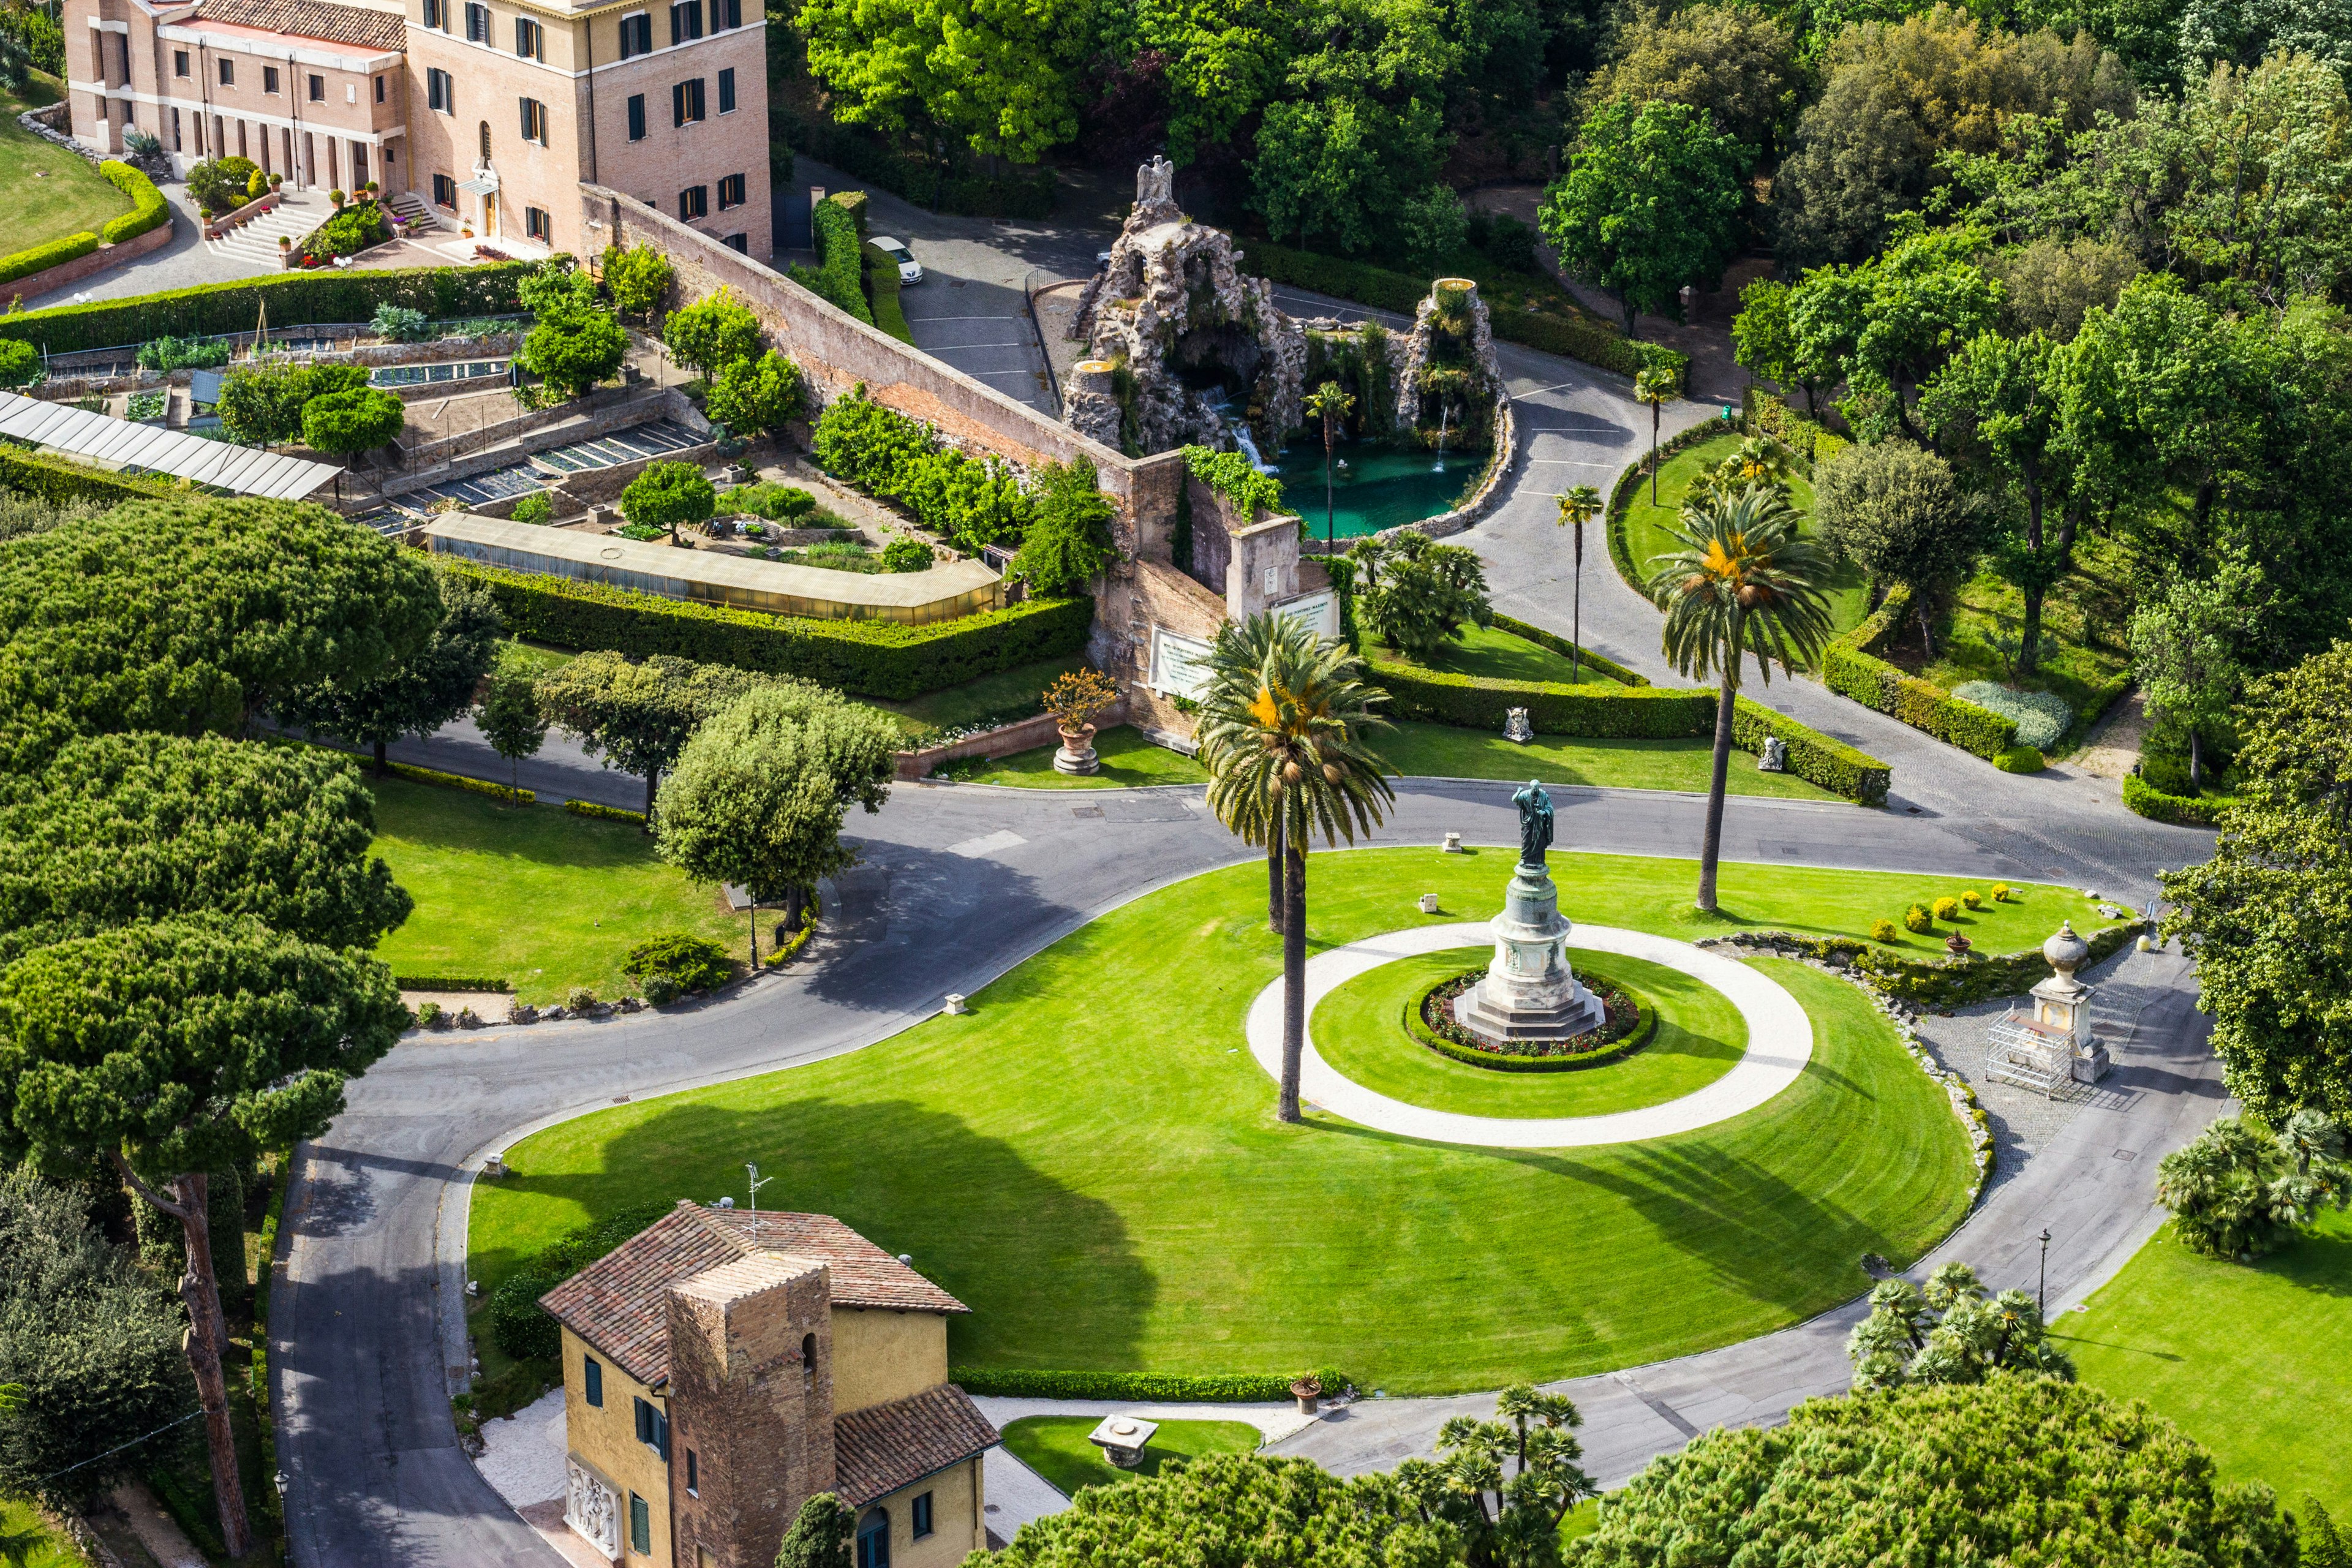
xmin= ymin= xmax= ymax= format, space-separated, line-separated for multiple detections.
xmin=539 ymin=1202 xmax=997 ymax=1568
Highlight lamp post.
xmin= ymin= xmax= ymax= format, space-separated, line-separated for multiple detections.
xmin=2037 ymin=1227 xmax=2053 ymax=1317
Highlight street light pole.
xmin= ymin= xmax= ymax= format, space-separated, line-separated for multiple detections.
xmin=2037 ymin=1227 xmax=2053 ymax=1317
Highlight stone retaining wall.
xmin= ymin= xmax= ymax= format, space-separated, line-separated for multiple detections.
xmin=892 ymin=702 xmax=1128 ymax=781
xmin=4 ymin=219 xmax=175 ymax=309
xmin=380 ymin=385 xmax=702 ymax=496
xmin=1299 ymin=396 xmax=1519 ymax=555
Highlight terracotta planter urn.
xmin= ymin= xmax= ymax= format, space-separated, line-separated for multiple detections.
xmin=1290 ymin=1376 xmax=1323 ymax=1415
xmin=1054 ymin=722 xmax=1100 ymax=776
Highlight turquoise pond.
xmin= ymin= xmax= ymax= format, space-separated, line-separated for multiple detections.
xmin=1272 ymin=441 xmax=1487 ymax=540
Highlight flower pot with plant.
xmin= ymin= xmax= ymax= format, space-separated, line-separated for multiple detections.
xmin=1290 ymin=1375 xmax=1322 ymax=1415
xmin=1044 ymin=668 xmax=1120 ymax=776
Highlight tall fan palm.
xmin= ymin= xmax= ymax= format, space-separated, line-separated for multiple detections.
xmin=1304 ymin=382 xmax=1355 ymax=549
xmin=1554 ymin=484 xmax=1602 ymax=682
xmin=1632 ymin=366 xmax=1678 ymax=505
xmin=1197 ymin=613 xmax=1396 ymax=1123
xmin=1646 ymin=485 xmax=1833 ymax=913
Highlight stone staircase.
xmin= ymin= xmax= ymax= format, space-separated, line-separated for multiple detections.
xmin=390 ymin=190 xmax=448 ymax=235
xmin=201 ymin=191 xmax=326 ymax=271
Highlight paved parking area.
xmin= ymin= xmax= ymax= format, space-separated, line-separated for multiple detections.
xmin=900 ymin=274 xmax=1057 ymax=414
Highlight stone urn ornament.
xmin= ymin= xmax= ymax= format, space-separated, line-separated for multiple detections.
xmin=1291 ymin=1374 xmax=1323 ymax=1415
xmin=1044 ymin=668 xmax=1121 ymax=777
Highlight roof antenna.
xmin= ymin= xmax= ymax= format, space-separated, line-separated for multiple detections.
xmin=745 ymin=1161 xmax=771 ymax=1216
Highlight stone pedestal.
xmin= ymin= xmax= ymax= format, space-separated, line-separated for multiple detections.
xmin=2033 ymin=919 xmax=2110 ymax=1084
xmin=1054 ymin=724 xmax=1101 ymax=775
xmin=1452 ymin=860 xmax=1604 ymax=1044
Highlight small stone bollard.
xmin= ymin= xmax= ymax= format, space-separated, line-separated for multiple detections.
xmin=1419 ymin=893 xmax=1441 ymax=914
xmin=943 ymin=993 xmax=970 ymax=1016
xmin=480 ymin=1153 xmax=507 ymax=1180
xmin=1442 ymin=831 xmax=1463 ymax=853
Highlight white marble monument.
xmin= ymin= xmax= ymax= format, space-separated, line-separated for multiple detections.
xmin=1452 ymin=781 xmax=1607 ymax=1044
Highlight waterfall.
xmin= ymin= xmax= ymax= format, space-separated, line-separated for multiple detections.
xmin=1230 ymin=420 xmax=1278 ymax=476
xmin=1433 ymin=405 xmax=1451 ymax=472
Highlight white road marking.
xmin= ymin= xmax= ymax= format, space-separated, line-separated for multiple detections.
xmin=946 ymin=829 xmax=1028 ymax=858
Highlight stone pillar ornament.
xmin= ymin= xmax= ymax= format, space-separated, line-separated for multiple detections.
xmin=2033 ymin=919 xmax=2110 ymax=1084
xmin=1453 ymin=782 xmax=1605 ymax=1044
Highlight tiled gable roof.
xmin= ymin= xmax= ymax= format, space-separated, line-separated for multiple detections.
xmin=538 ymin=1202 xmax=966 ymax=1387
xmin=192 ymin=0 xmax=407 ymax=52
xmin=833 ymin=1385 xmax=999 ymax=1507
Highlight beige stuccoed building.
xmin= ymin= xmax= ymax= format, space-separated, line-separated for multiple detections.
xmin=62 ymin=0 xmax=771 ymax=260
xmin=538 ymin=1202 xmax=997 ymax=1568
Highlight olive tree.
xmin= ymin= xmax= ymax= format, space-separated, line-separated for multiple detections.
xmin=300 ymin=386 xmax=408 ymax=463
xmin=620 ymin=460 xmax=717 ymax=545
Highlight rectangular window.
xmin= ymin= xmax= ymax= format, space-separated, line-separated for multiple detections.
xmin=720 ymin=0 xmax=740 ymax=26
xmin=466 ymin=1 xmax=489 ymax=41
xmin=308 ymin=73 xmax=324 ymax=101
xmin=516 ymin=16 xmax=541 ymax=56
xmin=174 ymin=48 xmax=189 ymax=76
xmin=724 ymin=232 xmax=747 ymax=252
xmin=582 ymin=1358 xmax=603 ymax=1407
xmin=433 ymin=170 xmax=457 ymax=207
xmin=626 ymin=93 xmax=645 ymax=140
xmin=717 ymin=171 xmax=743 ymax=208
xmin=375 ymin=73 xmax=385 ymax=101
xmin=912 ymin=1492 xmax=933 ymax=1539
xmin=427 ymin=67 xmax=451 ymax=112
xmin=618 ymin=12 xmax=651 ymax=56
xmin=677 ymin=184 xmax=707 ymax=220
xmin=519 ymin=96 xmax=546 ymax=143
xmin=669 ymin=0 xmax=701 ymax=43
xmin=527 ymin=206 xmax=550 ymax=241
xmin=717 ymin=66 xmax=734 ymax=112
xmin=671 ymin=77 xmax=703 ymax=125
xmin=685 ymin=1449 xmax=698 ymax=1497
xmin=263 ymin=64 xmax=279 ymax=93
xmin=628 ymin=1493 xmax=650 ymax=1556
xmin=423 ymin=0 xmax=445 ymax=27
xmin=217 ymin=58 xmax=233 ymax=86
xmin=631 ymin=1396 xmax=669 ymax=1456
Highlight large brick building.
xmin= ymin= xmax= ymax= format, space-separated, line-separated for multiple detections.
xmin=62 ymin=0 xmax=771 ymax=260
xmin=538 ymin=1202 xmax=997 ymax=1568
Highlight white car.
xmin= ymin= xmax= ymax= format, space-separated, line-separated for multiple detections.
xmin=870 ymin=237 xmax=922 ymax=285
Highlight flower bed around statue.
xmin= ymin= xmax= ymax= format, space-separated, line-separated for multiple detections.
xmin=1411 ymin=965 xmax=1655 ymax=1071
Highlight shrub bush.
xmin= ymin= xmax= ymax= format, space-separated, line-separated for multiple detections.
xmin=0 ymin=445 xmax=173 ymax=504
xmin=813 ymin=385 xmax=1030 ymax=551
xmin=623 ymin=933 xmax=732 ymax=995
xmin=487 ymin=1270 xmax=561 ymax=1360
xmin=1933 ymin=896 xmax=1961 ymax=921
xmin=185 ymin=156 xmax=259 ymax=216
xmin=1182 ymin=443 xmax=1287 ymax=517
xmin=1952 ymin=680 xmax=2072 ymax=750
xmin=1961 ymin=890 xmax=1982 ymax=910
xmin=1904 ymin=904 xmax=1934 ymax=934
xmin=448 ymin=560 xmax=1093 ymax=698
xmin=1822 ymin=585 xmax=2018 ymax=760
xmin=98 ymin=161 xmax=169 ymax=246
xmin=726 ymin=483 xmax=819 ymax=522
xmin=386 ymin=759 xmax=532 ymax=804
xmin=0 ymin=339 xmax=35 ymax=388
xmin=301 ymin=386 xmax=406 ymax=455
xmin=0 ymin=263 xmax=533 ymax=355
xmin=862 ymin=242 xmax=913 ymax=344
xmin=2123 ymin=769 xmax=2230 ymax=827
xmin=510 ymin=491 xmax=554 ymax=526
xmin=564 ymin=799 xmax=647 ymax=825
xmin=1871 ymin=918 xmax=1899 ymax=943
xmin=137 ymin=334 xmax=232 ymax=371
xmin=1991 ymin=883 xmax=2010 ymax=902
xmin=0 ymin=232 xmax=99 ymax=288
xmin=881 ymin=539 xmax=933 ymax=572
xmin=788 ymin=198 xmax=873 ymax=325
xmin=371 ymin=303 xmax=431 ymax=342
xmin=1994 ymin=744 xmax=2046 ymax=773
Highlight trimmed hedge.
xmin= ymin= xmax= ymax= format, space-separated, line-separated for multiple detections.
xmin=0 ymin=262 xmax=533 ymax=355
xmin=949 ymin=1366 xmax=1354 ymax=1401
xmin=445 ymin=561 xmax=1094 ymax=700
xmin=0 ymin=445 xmax=177 ymax=503
xmin=2122 ymin=770 xmax=2229 ymax=827
xmin=565 ymin=799 xmax=648 ymax=825
xmin=792 ymin=199 xmax=872 ymax=325
xmin=1406 ymin=977 xmax=1660 ymax=1072
xmin=0 ymin=232 xmax=99 ymax=288
xmin=393 ymin=973 xmax=513 ymax=992
xmin=388 ymin=758 xmax=533 ymax=805
xmin=1822 ymin=585 xmax=2018 ymax=761
xmin=1732 ymin=695 xmax=1892 ymax=807
xmin=99 ymin=160 xmax=170 ymax=245
xmin=1244 ymin=240 xmax=1689 ymax=382
xmin=1741 ymin=387 xmax=1849 ymax=477
xmin=1490 ymin=612 xmax=1646 ymax=685
xmin=1734 ymin=918 xmax=2146 ymax=1008
xmin=862 ymin=244 xmax=914 ymax=345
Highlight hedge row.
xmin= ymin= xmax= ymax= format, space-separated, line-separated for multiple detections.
xmin=388 ymin=758 xmax=533 ymax=805
xmin=0 ymin=232 xmax=99 ymax=289
xmin=445 ymin=561 xmax=1094 ymax=700
xmin=1741 ymin=388 xmax=1849 ymax=476
xmin=1490 ymin=612 xmax=1646 ymax=685
xmin=793 ymin=199 xmax=872 ymax=325
xmin=1735 ymin=918 xmax=2145 ymax=1008
xmin=0 ymin=446 xmax=177 ymax=504
xmin=2122 ymin=771 xmax=2230 ymax=827
xmin=861 ymin=243 xmax=914 ymax=345
xmin=393 ymin=974 xmax=513 ymax=992
xmin=1730 ymin=695 xmax=1893 ymax=806
xmin=1243 ymin=241 xmax=1689 ymax=383
xmin=565 ymin=799 xmax=647 ymax=825
xmin=0 ymin=262 xmax=533 ymax=355
xmin=100 ymin=160 xmax=170 ymax=246
xmin=1821 ymin=584 xmax=2018 ymax=761
xmin=950 ymin=1366 xmax=1354 ymax=1401
xmin=1409 ymin=988 xmax=1660 ymax=1072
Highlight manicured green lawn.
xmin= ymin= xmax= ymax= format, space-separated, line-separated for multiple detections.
xmin=1365 ymin=624 xmax=1616 ymax=686
xmin=864 ymin=654 xmax=1085 ymax=741
xmin=999 ymin=1416 xmax=1261 ymax=1498
xmin=1378 ymin=721 xmax=1839 ymax=799
xmin=496 ymin=639 xmax=579 ymax=677
xmin=473 ymin=848 xmax=1983 ymax=1393
xmin=2058 ymin=1212 xmax=2352 ymax=1517
xmin=369 ymin=775 xmax=742 ymax=1003
xmin=1311 ymin=947 xmax=1745 ymax=1118
xmin=1917 ymin=531 xmax=2135 ymax=755
xmin=955 ymin=725 xmax=1211 ymax=788
xmin=0 ymin=1495 xmax=91 ymax=1568
xmin=1 ymin=76 xmax=134 ymax=255
xmin=1619 ymin=434 xmax=1868 ymax=640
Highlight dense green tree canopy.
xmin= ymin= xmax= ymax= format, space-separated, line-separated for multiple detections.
xmin=663 ymin=287 xmax=765 ymax=380
xmin=1566 ymin=1378 xmax=2296 ymax=1567
xmin=801 ymin=0 xmax=1095 ymax=162
xmin=622 ymin=461 xmax=719 ymax=544
xmin=0 ymin=497 xmax=441 ymax=772
xmin=1250 ymin=92 xmax=1447 ymax=254
xmin=275 ymin=568 xmax=503 ymax=775
xmin=1789 ymin=224 xmax=2003 ymax=442
xmin=1012 ymin=457 xmax=1120 ymax=595
xmin=1540 ymin=97 xmax=1749 ymax=333
xmin=1580 ymin=2 xmax=1800 ymax=153
xmin=300 ymin=387 xmax=408 ymax=457
xmin=535 ymin=650 xmax=772 ymax=818
xmin=0 ymin=733 xmax=410 ymax=964
xmin=706 ymin=350 xmax=805 ymax=437
xmin=1812 ymin=440 xmax=1981 ymax=617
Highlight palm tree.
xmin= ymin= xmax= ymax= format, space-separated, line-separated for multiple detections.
xmin=1303 ymin=382 xmax=1355 ymax=549
xmin=1632 ymin=366 xmax=1677 ymax=505
xmin=1646 ymin=485 xmax=1833 ymax=913
xmin=1197 ymin=613 xmax=1396 ymax=1123
xmin=1553 ymin=484 xmax=1602 ymax=683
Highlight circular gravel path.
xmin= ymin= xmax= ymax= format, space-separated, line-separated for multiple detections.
xmin=1243 ymin=922 xmax=1812 ymax=1147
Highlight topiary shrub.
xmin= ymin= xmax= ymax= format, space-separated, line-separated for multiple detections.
xmin=1871 ymin=918 xmax=1899 ymax=943
xmin=1994 ymin=744 xmax=2046 ymax=773
xmin=487 ymin=1268 xmax=561 ymax=1360
xmin=1904 ymin=904 xmax=1934 ymax=934
xmin=624 ymin=932 xmax=731 ymax=996
xmin=881 ymin=539 xmax=934 ymax=573
xmin=1961 ymin=889 xmax=1982 ymax=910
xmin=1933 ymin=896 xmax=1962 ymax=922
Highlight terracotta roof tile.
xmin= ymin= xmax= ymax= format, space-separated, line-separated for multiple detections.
xmin=191 ymin=0 xmax=407 ymax=52
xmin=833 ymin=1385 xmax=998 ymax=1508
xmin=538 ymin=1202 xmax=967 ymax=1387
